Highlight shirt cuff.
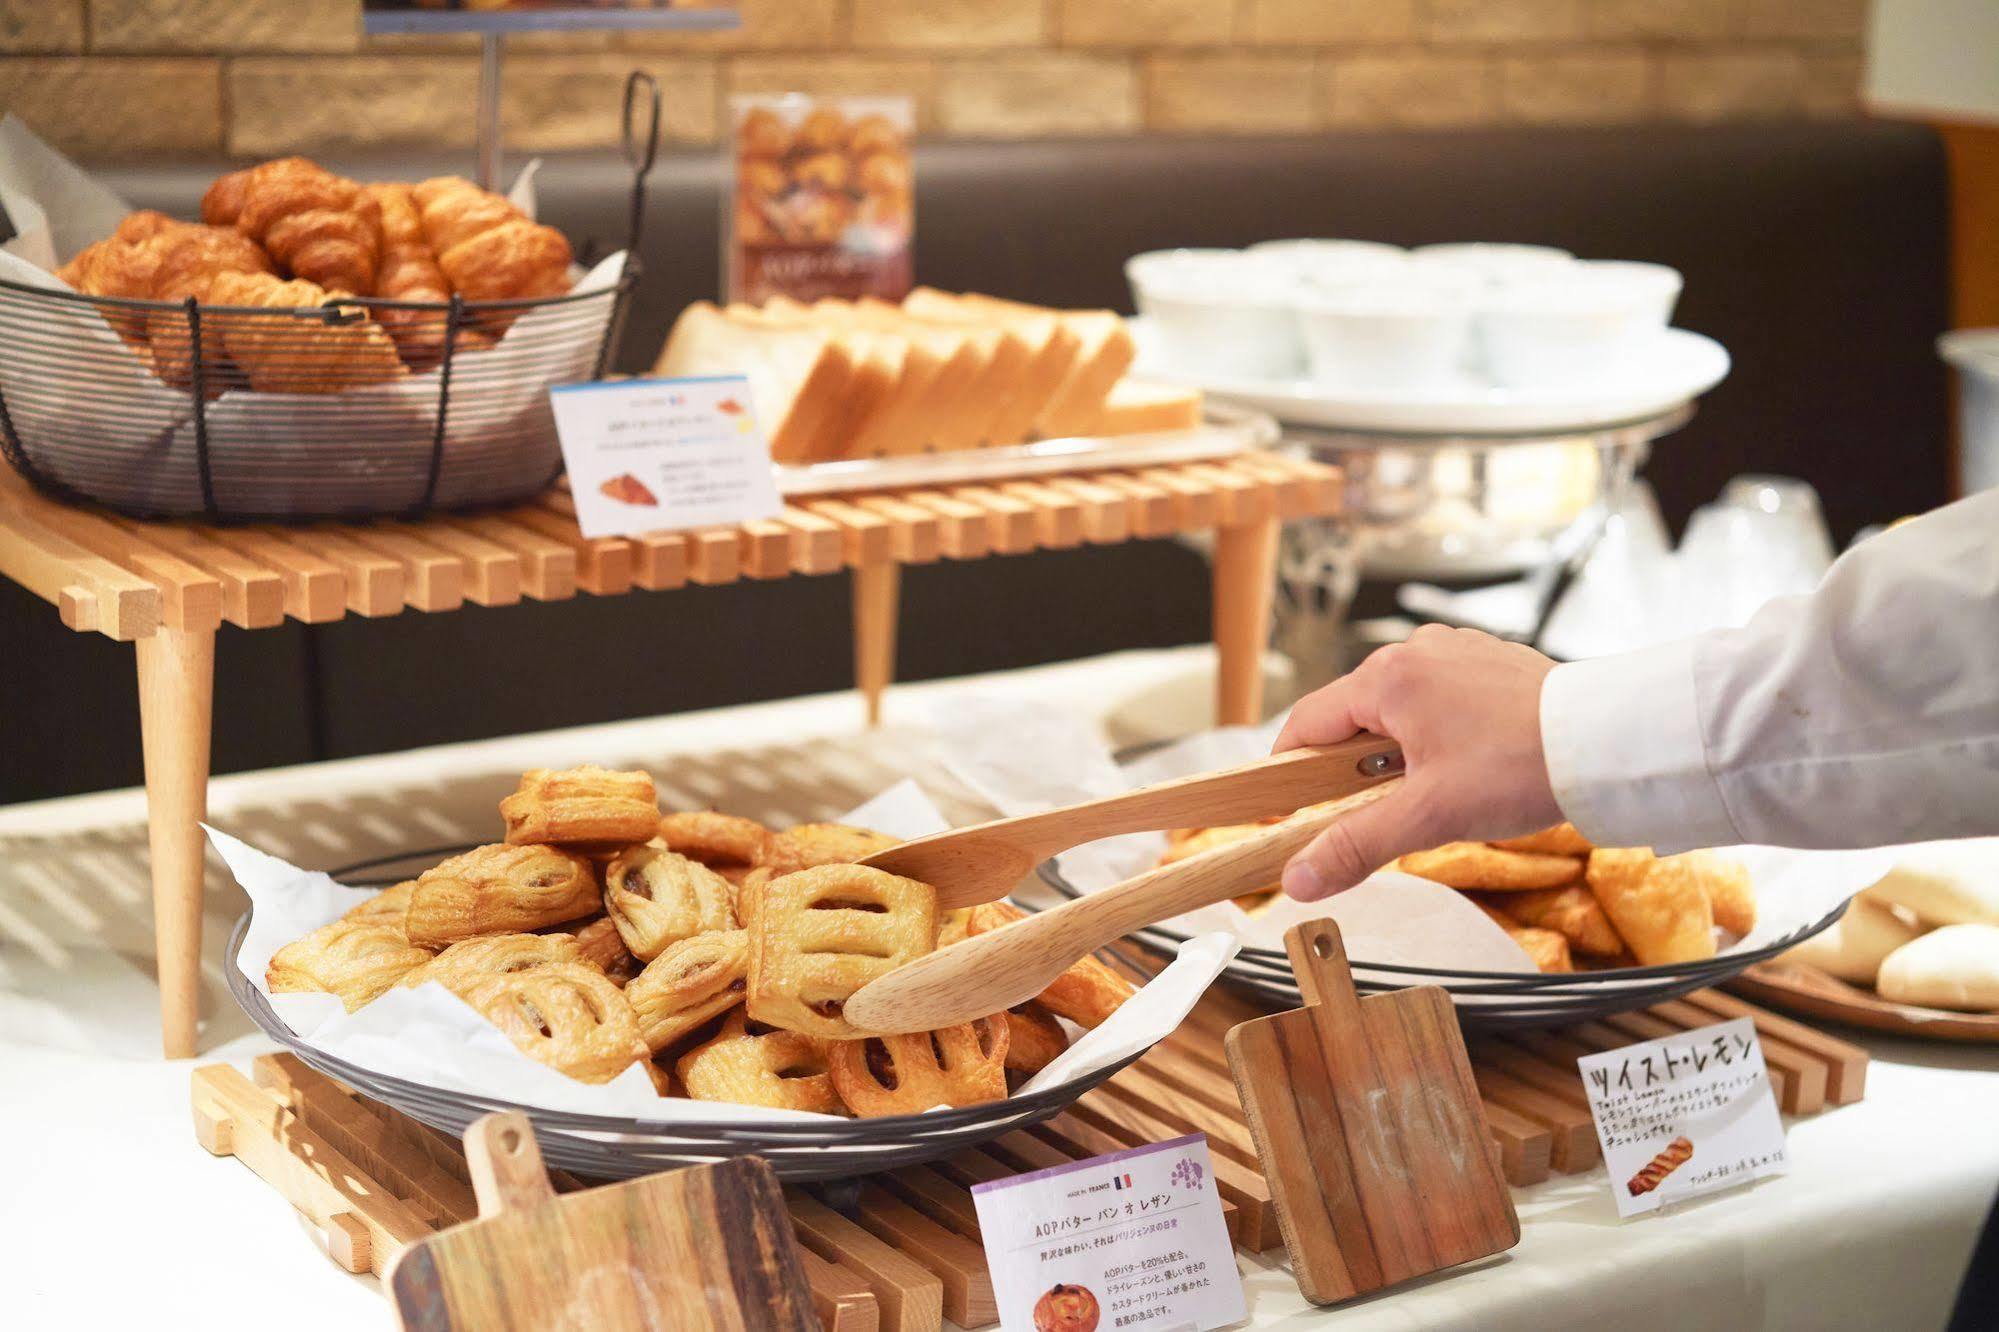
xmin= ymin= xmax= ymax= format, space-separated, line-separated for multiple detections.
xmin=1539 ymin=639 xmax=1742 ymax=853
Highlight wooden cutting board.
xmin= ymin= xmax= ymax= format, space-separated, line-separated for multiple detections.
xmin=1225 ymin=921 xmax=1520 ymax=1305
xmin=388 ymin=1112 xmax=818 ymax=1332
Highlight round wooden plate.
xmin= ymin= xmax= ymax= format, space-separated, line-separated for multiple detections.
xmin=1730 ymin=960 xmax=1999 ymax=1043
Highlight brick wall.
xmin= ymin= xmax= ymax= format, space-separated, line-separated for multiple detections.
xmin=0 ymin=0 xmax=1868 ymax=161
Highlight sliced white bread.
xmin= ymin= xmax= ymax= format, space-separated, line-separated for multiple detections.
xmin=856 ymin=294 xmax=1000 ymax=452
xmin=1091 ymin=377 xmax=1204 ymax=436
xmin=807 ymin=298 xmax=957 ymax=456
xmin=954 ymin=295 xmax=1136 ymax=437
xmin=728 ymin=302 xmax=905 ymax=461
xmin=904 ymin=287 xmax=1078 ymax=446
xmin=653 ymin=301 xmax=852 ymax=463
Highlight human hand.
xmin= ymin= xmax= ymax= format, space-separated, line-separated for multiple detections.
xmin=1273 ymin=626 xmax=1562 ymax=900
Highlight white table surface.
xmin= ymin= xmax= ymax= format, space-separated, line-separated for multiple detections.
xmin=0 ymin=646 xmax=1992 ymax=1332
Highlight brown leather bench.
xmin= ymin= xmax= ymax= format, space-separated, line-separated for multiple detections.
xmin=2 ymin=120 xmax=1949 ymax=802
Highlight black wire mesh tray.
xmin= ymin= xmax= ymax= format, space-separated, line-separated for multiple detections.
xmin=223 ymin=839 xmax=1154 ymax=1184
xmin=1035 ymin=856 xmax=1848 ymax=1029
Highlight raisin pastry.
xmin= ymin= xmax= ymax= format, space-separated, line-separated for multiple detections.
xmin=746 ymin=864 xmax=938 ymax=1040
xmin=267 ymin=917 xmax=433 ymax=1012
xmin=547 ymin=914 xmax=641 ymax=985
xmin=1002 ymin=1001 xmax=1069 ymax=1075
xmin=404 ymin=843 xmax=599 ymax=949
xmin=969 ymin=901 xmax=1133 ymax=1029
xmin=676 ymin=1010 xmax=843 ymax=1115
xmin=827 ymin=1015 xmax=1008 ymax=1117
xmin=758 ymin=822 xmax=899 ymax=876
xmin=458 ymin=963 xmax=648 ymax=1085
xmin=500 ymin=766 xmax=660 ymax=851
xmin=658 ymin=810 xmax=772 ymax=873
xmin=603 ymin=845 xmax=736 ymax=961
xmin=398 ymin=931 xmax=588 ymax=996
xmin=340 ymin=879 xmax=416 ymax=926
xmin=626 ymin=930 xmax=750 ymax=1054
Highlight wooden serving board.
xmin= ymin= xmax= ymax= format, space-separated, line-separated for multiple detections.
xmin=194 ymin=983 xmax=1868 ymax=1331
xmin=1732 ymin=960 xmax=1999 ymax=1045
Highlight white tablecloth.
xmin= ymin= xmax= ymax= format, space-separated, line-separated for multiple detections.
xmin=0 ymin=647 xmax=1992 ymax=1331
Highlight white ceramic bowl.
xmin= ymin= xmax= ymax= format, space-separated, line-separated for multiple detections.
xmin=1411 ymin=242 xmax=1577 ymax=286
xmin=1126 ymin=248 xmax=1301 ymax=379
xmin=1475 ymin=277 xmax=1655 ymax=389
xmin=1295 ymin=285 xmax=1474 ymax=396
xmin=1570 ymin=259 xmax=1683 ymax=326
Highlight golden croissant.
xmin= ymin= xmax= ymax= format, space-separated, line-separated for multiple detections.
xmin=206 ymin=270 xmax=406 ymax=394
xmin=362 ymin=182 xmax=492 ymax=367
xmin=232 ymin=157 xmax=383 ymax=296
xmin=411 ymin=175 xmax=572 ymax=306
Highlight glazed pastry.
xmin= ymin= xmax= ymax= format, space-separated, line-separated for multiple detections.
xmin=1670 ymin=851 xmax=1756 ymax=936
xmin=398 ymin=931 xmax=589 ymax=996
xmin=361 ymin=181 xmax=477 ymax=368
xmin=60 ymin=213 xmax=272 ymax=379
xmin=205 ymin=270 xmax=407 ymax=394
xmin=1627 ymin=1136 xmax=1694 ymax=1197
xmin=625 ymin=930 xmax=749 ymax=1053
xmin=267 ymin=917 xmax=433 ymax=1012
xmin=458 ymin=963 xmax=649 ymax=1084
xmin=967 ymin=901 xmax=1133 ymax=1029
xmin=1585 ymin=848 xmax=1716 ymax=967
xmin=500 ymin=765 xmax=660 ymax=850
xmin=658 ymin=810 xmax=771 ymax=872
xmin=341 ymin=879 xmax=416 ymax=926
xmin=231 ymin=156 xmax=383 ymax=295
xmin=746 ymin=864 xmax=938 ymax=1040
xmin=1396 ymin=842 xmax=1583 ymax=892
xmin=758 ymin=822 xmax=899 ymax=875
xmin=403 ymin=842 xmax=600 ymax=949
xmin=1002 ymin=1001 xmax=1068 ymax=1075
xmin=603 ymin=845 xmax=736 ymax=961
xmin=200 ymin=168 xmax=252 ymax=227
xmin=676 ymin=1010 xmax=843 ymax=1114
xmin=733 ymin=864 xmax=773 ymax=932
xmin=827 ymin=1015 xmax=1008 ymax=1117
xmin=1484 ymin=885 xmax=1623 ymax=958
xmin=1477 ymin=905 xmax=1574 ymax=974
xmin=549 ymin=914 xmax=641 ymax=985
xmin=410 ymin=175 xmax=572 ymax=305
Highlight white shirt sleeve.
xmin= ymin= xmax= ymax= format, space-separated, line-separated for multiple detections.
xmin=1540 ymin=488 xmax=1999 ymax=853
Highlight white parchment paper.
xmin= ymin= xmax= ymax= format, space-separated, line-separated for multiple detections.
xmin=932 ymin=696 xmax=1901 ymax=984
xmin=216 ymin=777 xmax=1238 ymax=1124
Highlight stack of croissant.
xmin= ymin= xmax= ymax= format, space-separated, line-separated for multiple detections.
xmin=55 ymin=156 xmax=574 ymax=395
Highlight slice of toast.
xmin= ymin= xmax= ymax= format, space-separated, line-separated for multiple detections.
xmin=806 ymin=298 xmax=955 ymax=456
xmin=903 ymin=287 xmax=1079 ymax=446
xmin=954 ymin=295 xmax=1136 ymax=438
xmin=653 ymin=301 xmax=852 ymax=463
xmin=1092 ymin=377 xmax=1204 ymax=435
xmin=727 ymin=302 xmax=904 ymax=461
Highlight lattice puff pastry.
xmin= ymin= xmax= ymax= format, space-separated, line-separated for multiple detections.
xmin=341 ymin=879 xmax=416 ymax=925
xmin=603 ymin=845 xmax=737 ymax=961
xmin=404 ymin=843 xmax=599 ymax=949
xmin=500 ymin=766 xmax=660 ymax=850
xmin=676 ymin=1011 xmax=843 ymax=1114
xmin=827 ymin=1015 xmax=1009 ymax=1117
xmin=1002 ymin=1001 xmax=1069 ymax=1075
xmin=550 ymin=915 xmax=641 ymax=985
xmin=626 ymin=930 xmax=750 ymax=1054
xmin=968 ymin=901 xmax=1133 ymax=1029
xmin=758 ymin=822 xmax=900 ymax=876
xmin=746 ymin=865 xmax=938 ymax=1041
xmin=267 ymin=918 xmax=434 ymax=1012
xmin=397 ymin=931 xmax=588 ymax=996
xmin=458 ymin=963 xmax=649 ymax=1084
xmin=658 ymin=811 xmax=772 ymax=872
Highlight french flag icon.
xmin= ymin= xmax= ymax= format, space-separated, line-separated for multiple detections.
xmin=1111 ymin=1172 xmax=1133 ymax=1190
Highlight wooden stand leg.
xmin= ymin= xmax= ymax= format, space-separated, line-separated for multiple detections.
xmin=1211 ymin=518 xmax=1282 ymax=727
xmin=136 ymin=627 xmax=216 ymax=1058
xmin=853 ymin=562 xmax=901 ymax=728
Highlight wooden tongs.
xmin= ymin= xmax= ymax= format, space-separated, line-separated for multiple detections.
xmin=842 ymin=733 xmax=1404 ymax=1033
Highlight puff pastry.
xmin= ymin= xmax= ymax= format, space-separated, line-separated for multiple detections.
xmin=1477 ymin=904 xmax=1574 ymax=973
xmin=676 ymin=1010 xmax=843 ymax=1114
xmin=658 ymin=810 xmax=772 ymax=871
xmin=1670 ymin=851 xmax=1756 ymax=936
xmin=501 ymin=766 xmax=660 ymax=850
xmin=398 ymin=931 xmax=588 ymax=996
xmin=404 ymin=843 xmax=600 ymax=949
xmin=459 ymin=963 xmax=649 ymax=1084
xmin=231 ymin=156 xmax=383 ymax=295
xmin=267 ymin=917 xmax=433 ymax=1011
xmin=626 ymin=930 xmax=750 ymax=1053
xmin=549 ymin=914 xmax=641 ymax=985
xmin=1585 ymin=848 xmax=1715 ymax=967
xmin=205 ymin=270 xmax=407 ymax=394
xmin=1396 ymin=842 xmax=1583 ymax=892
xmin=759 ymin=822 xmax=899 ymax=875
xmin=747 ymin=864 xmax=939 ymax=1040
xmin=968 ymin=901 xmax=1133 ymax=1029
xmin=411 ymin=175 xmax=573 ymax=306
xmin=1491 ymin=823 xmax=1594 ymax=857
xmin=603 ymin=845 xmax=737 ymax=961
xmin=1003 ymin=1001 xmax=1069 ymax=1075
xmin=341 ymin=879 xmax=416 ymax=926
xmin=827 ymin=1015 xmax=1008 ymax=1117
xmin=1485 ymin=885 xmax=1623 ymax=958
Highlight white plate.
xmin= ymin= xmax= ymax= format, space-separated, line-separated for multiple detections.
xmin=1131 ymin=318 xmax=1730 ymax=435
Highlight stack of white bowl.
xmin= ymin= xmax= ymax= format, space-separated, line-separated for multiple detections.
xmin=1126 ymin=240 xmax=1682 ymax=396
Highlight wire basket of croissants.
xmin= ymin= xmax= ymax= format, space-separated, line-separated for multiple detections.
xmin=0 ymin=155 xmax=631 ymax=520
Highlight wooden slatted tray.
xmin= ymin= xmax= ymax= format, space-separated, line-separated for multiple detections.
xmin=192 ymin=985 xmax=1866 ymax=1331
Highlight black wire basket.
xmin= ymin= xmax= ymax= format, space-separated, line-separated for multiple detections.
xmin=222 ymin=839 xmax=1156 ymax=1184
xmin=1035 ymin=856 xmax=1849 ymax=1029
xmin=0 ymin=74 xmax=664 ymax=524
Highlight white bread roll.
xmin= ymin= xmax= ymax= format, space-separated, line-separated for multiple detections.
xmin=1781 ymin=895 xmax=1922 ymax=984
xmin=1876 ymin=924 xmax=1999 ymax=1012
xmin=1861 ymin=839 xmax=1999 ymax=928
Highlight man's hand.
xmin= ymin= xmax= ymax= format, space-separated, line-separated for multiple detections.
xmin=1274 ymin=626 xmax=1562 ymax=900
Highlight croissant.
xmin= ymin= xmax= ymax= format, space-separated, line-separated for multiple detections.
xmin=200 ymin=168 xmax=251 ymax=227
xmin=232 ymin=157 xmax=382 ymax=296
xmin=140 ymin=222 xmax=276 ymax=387
xmin=206 ymin=270 xmax=406 ymax=394
xmin=411 ymin=175 xmax=572 ymax=306
xmin=361 ymin=182 xmax=480 ymax=368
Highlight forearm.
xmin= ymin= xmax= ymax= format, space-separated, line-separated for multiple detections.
xmin=1542 ymin=490 xmax=1999 ymax=852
